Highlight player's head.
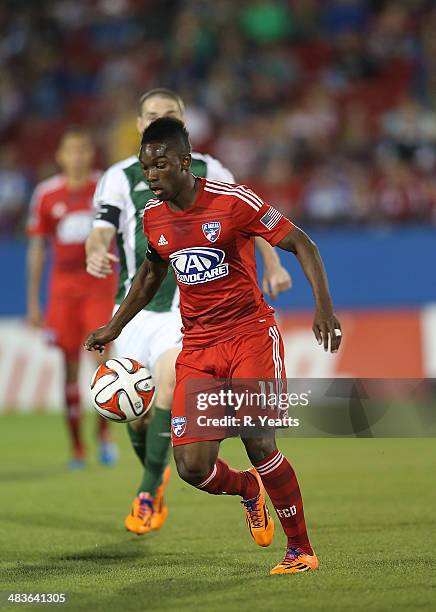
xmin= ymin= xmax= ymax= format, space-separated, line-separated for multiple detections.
xmin=139 ymin=117 xmax=192 ymax=200
xmin=137 ymin=88 xmax=185 ymax=134
xmin=56 ymin=127 xmax=94 ymax=177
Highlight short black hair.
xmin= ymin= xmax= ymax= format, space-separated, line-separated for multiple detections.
xmin=140 ymin=117 xmax=191 ymax=157
xmin=138 ymin=88 xmax=185 ymax=115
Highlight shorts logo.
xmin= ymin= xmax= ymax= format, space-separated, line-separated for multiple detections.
xmin=172 ymin=416 xmax=187 ymax=437
xmin=169 ymin=247 xmax=229 ymax=285
xmin=202 ymin=221 xmax=221 ymax=243
xmin=52 ymin=202 xmax=67 ymax=219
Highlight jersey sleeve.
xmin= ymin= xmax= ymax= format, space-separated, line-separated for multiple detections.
xmin=92 ymin=165 xmax=131 ymax=230
xmin=143 ymin=211 xmax=165 ymax=263
xmin=231 ymin=185 xmax=294 ymax=246
xmin=146 ymin=243 xmax=165 ymax=263
xmin=204 ymin=154 xmax=235 ymax=183
xmin=26 ymin=186 xmax=51 ymax=237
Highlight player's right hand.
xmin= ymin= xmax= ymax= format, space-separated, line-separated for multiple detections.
xmin=84 ymin=325 xmax=120 ymax=352
xmin=86 ymin=250 xmax=119 ymax=278
xmin=27 ymin=304 xmax=43 ymax=328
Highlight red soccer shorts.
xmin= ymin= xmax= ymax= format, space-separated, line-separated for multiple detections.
xmin=46 ymin=274 xmax=116 ymax=360
xmin=171 ymin=322 xmax=286 ymax=446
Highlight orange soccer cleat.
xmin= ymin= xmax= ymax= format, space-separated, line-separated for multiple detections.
xmin=125 ymin=492 xmax=154 ymax=535
xmin=241 ymin=468 xmax=274 ymax=547
xmin=150 ymin=465 xmax=171 ymax=531
xmin=270 ymin=545 xmax=319 ymax=575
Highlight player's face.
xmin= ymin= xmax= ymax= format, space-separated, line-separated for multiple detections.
xmin=137 ymin=96 xmax=184 ymax=133
xmin=56 ymin=134 xmax=94 ymax=176
xmin=139 ymin=143 xmax=190 ymax=200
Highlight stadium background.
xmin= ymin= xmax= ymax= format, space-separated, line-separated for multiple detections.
xmin=1 ymin=4 xmax=436 ymax=612
xmin=1 ymin=0 xmax=435 ymax=412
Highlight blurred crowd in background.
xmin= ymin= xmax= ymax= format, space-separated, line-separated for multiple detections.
xmin=2 ymin=0 xmax=436 ymax=235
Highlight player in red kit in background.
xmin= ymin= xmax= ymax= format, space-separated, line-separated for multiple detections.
xmin=85 ymin=118 xmax=342 ymax=574
xmin=27 ymin=128 xmax=117 ymax=470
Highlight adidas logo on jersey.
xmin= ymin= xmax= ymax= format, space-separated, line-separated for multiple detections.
xmin=158 ymin=234 xmax=168 ymax=246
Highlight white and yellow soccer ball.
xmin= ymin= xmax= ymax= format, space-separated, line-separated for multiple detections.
xmin=90 ymin=358 xmax=155 ymax=422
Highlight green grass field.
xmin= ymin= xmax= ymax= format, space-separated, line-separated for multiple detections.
xmin=0 ymin=414 xmax=435 ymax=611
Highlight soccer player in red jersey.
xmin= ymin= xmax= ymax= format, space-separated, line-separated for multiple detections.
xmin=85 ymin=118 xmax=342 ymax=574
xmin=27 ymin=127 xmax=117 ymax=469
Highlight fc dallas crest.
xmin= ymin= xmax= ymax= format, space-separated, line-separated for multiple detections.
xmin=202 ymin=221 xmax=221 ymax=243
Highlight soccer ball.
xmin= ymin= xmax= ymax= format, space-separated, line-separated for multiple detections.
xmin=91 ymin=358 xmax=155 ymax=423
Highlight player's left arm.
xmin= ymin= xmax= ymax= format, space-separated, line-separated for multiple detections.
xmin=277 ymin=226 xmax=342 ymax=353
xmin=231 ymin=186 xmax=341 ymax=352
xmin=255 ymin=237 xmax=292 ymax=299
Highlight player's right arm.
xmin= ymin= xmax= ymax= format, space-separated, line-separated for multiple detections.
xmin=26 ymin=185 xmax=50 ymax=327
xmin=86 ymin=165 xmax=129 ymax=277
xmin=84 ymin=253 xmax=168 ymax=351
xmin=27 ymin=236 xmax=46 ymax=327
xmin=86 ymin=226 xmax=118 ymax=278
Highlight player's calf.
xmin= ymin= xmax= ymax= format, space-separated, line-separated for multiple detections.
xmin=248 ymin=447 xmax=317 ymax=567
xmin=241 ymin=433 xmax=277 ymax=464
xmin=174 ymin=442 xmax=275 ymax=547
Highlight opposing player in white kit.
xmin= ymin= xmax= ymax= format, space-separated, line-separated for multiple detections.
xmin=86 ymin=88 xmax=292 ymax=535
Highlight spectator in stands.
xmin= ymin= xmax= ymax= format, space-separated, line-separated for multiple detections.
xmin=251 ymin=157 xmax=303 ymax=220
xmin=0 ymin=71 xmax=24 ymax=132
xmin=373 ymin=156 xmax=430 ymax=223
xmin=1 ymin=0 xmax=436 ymax=228
xmin=321 ymin=0 xmax=370 ymax=40
xmin=239 ymin=0 xmax=294 ymax=45
xmin=380 ymin=96 xmax=436 ymax=162
xmin=0 ymin=145 xmax=31 ymax=235
xmin=301 ymin=161 xmax=362 ymax=224
xmin=285 ymin=85 xmax=339 ymax=160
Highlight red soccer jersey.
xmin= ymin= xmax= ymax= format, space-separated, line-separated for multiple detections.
xmin=27 ymin=173 xmax=101 ymax=280
xmin=143 ymin=178 xmax=294 ymax=348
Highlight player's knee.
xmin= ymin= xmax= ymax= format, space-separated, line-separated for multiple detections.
xmin=174 ymin=453 xmax=213 ymax=486
xmin=154 ymin=366 xmax=176 ymax=408
xmin=242 ymin=436 xmax=277 ymax=463
xmin=154 ymin=384 xmax=174 ymax=409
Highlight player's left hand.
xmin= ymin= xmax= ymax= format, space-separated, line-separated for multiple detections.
xmin=262 ymin=265 xmax=292 ymax=300
xmin=84 ymin=325 xmax=120 ymax=352
xmin=313 ymin=311 xmax=342 ymax=353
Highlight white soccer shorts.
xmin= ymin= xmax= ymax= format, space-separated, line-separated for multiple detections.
xmin=112 ymin=306 xmax=183 ymax=371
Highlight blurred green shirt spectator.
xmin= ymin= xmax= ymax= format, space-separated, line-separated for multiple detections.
xmin=239 ymin=1 xmax=293 ymax=44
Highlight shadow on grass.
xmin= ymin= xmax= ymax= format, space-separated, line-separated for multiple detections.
xmin=0 ymin=511 xmax=119 ymax=534
xmin=1 ymin=541 xmax=149 ymax=586
xmin=100 ymin=554 xmax=291 ymax=612
xmin=0 ymin=467 xmax=66 ymax=482
xmin=313 ymin=519 xmax=436 ymax=534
